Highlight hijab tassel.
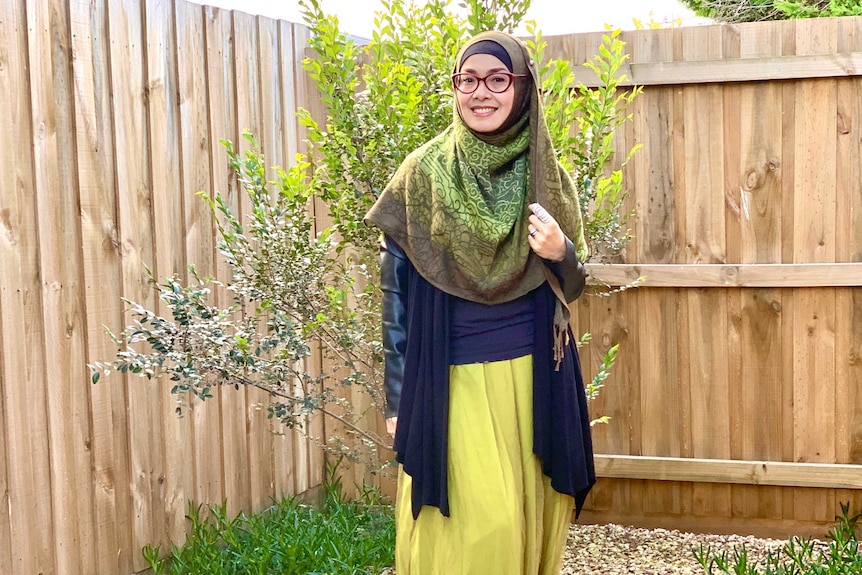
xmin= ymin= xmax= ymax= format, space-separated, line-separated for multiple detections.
xmin=544 ymin=267 xmax=570 ymax=371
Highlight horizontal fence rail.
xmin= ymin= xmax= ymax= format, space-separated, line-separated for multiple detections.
xmin=574 ymin=52 xmax=862 ymax=87
xmin=595 ymin=455 xmax=862 ymax=489
xmin=586 ymin=263 xmax=862 ymax=287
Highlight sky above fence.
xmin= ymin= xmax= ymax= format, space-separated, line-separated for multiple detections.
xmin=189 ymin=0 xmax=709 ymax=37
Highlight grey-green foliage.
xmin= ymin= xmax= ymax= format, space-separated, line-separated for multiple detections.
xmin=90 ymin=135 xmax=387 ymax=461
xmin=679 ymin=0 xmax=862 ymax=23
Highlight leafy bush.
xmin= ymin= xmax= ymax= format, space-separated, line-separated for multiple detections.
xmin=694 ymin=502 xmax=862 ymax=575
xmin=300 ymin=0 xmax=641 ymax=264
xmin=679 ymin=0 xmax=862 ymax=23
xmin=776 ymin=0 xmax=862 ymax=18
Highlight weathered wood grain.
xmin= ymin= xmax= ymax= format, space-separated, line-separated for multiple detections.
xmin=70 ymin=0 xmax=134 ymax=570
xmin=33 ymin=0 xmax=98 ymax=571
xmin=109 ymin=0 xmax=164 ymax=568
xmin=2 ymin=0 xmax=55 ymax=572
xmin=146 ymin=0 xmax=193 ymax=546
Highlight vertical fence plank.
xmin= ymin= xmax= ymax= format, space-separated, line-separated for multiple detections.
xmin=681 ymin=24 xmax=731 ymax=520
xmin=0 ymin=285 xmax=11 ymax=575
xmin=108 ymin=0 xmax=164 ymax=568
xmin=280 ymin=22 xmax=300 ymax=165
xmin=730 ymin=20 xmax=787 ymax=521
xmin=145 ymin=0 xmax=194 ymax=545
xmin=843 ymin=287 xmax=862 ymax=512
xmin=257 ymin=16 xmax=284 ymax=179
xmin=0 ymin=340 xmax=10 ymax=568
xmin=732 ymin=288 xmax=787 ymax=519
xmin=233 ymin=10 xmax=275 ymax=510
xmin=31 ymin=0 xmax=100 ymax=571
xmin=688 ymin=289 xmax=731 ymax=517
xmin=288 ymin=18 xmax=328 ymax=493
xmin=833 ymin=14 xmax=862 ymax=515
xmin=0 ymin=0 xmax=56 ymax=572
xmin=204 ymin=4 xmax=250 ymax=517
xmin=639 ymin=290 xmax=687 ymax=515
xmin=272 ymin=19 xmax=300 ymax=498
xmin=586 ymin=288 xmax=641 ymax=515
xmin=291 ymin=23 xmax=314 ymax=495
xmin=722 ymin=26 xmax=743 ymax=266
xmin=629 ymin=30 xmax=676 ymax=264
xmin=176 ymin=0 xmax=225 ymax=512
xmin=682 ymin=26 xmax=726 ymax=265
xmin=257 ymin=13 xmax=299 ymax=499
xmin=70 ymin=0 xmax=134 ymax=571
xmin=777 ymin=21 xmax=800 ymax=523
xmin=792 ymin=18 xmax=838 ymax=524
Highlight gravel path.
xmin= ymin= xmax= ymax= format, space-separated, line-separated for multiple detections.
xmin=382 ymin=522 xmax=812 ymax=574
xmin=562 ymin=523 xmax=801 ymax=574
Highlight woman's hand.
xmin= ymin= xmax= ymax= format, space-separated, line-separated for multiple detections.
xmin=527 ymin=203 xmax=566 ymax=262
xmin=386 ymin=417 xmax=398 ymax=438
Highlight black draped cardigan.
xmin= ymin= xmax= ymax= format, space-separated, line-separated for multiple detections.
xmin=392 ymin=261 xmax=596 ymax=520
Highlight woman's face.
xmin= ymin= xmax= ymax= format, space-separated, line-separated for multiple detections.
xmin=456 ymin=53 xmax=515 ymax=134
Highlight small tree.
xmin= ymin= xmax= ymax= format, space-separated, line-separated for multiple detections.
xmin=89 ymin=138 xmax=387 ymax=460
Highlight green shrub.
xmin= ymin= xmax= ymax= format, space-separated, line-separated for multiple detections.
xmin=679 ymin=0 xmax=862 ymax=23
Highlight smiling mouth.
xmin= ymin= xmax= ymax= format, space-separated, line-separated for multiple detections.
xmin=471 ymin=107 xmax=497 ymax=115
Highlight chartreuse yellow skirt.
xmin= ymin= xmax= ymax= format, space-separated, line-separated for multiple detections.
xmin=395 ymin=354 xmax=574 ymax=575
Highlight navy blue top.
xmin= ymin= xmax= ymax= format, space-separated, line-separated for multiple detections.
xmin=449 ymin=292 xmax=535 ymax=365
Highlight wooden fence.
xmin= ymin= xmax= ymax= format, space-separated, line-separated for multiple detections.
xmin=552 ymin=17 xmax=862 ymax=537
xmin=2 ymin=1 xmax=862 ymax=573
xmin=0 ymin=1 xmax=327 ymax=573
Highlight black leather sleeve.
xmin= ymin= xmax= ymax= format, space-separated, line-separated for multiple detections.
xmin=545 ymin=237 xmax=587 ymax=303
xmin=380 ymin=235 xmax=409 ymax=418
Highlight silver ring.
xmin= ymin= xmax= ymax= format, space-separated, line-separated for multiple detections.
xmin=532 ymin=205 xmax=552 ymax=223
xmin=529 ymin=229 xmax=538 ymax=237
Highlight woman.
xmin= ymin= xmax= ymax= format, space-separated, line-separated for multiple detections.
xmin=365 ymin=31 xmax=595 ymax=574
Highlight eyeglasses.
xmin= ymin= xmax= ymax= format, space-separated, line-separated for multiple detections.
xmin=451 ymin=72 xmax=526 ymax=94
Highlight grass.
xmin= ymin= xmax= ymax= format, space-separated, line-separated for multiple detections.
xmin=694 ymin=502 xmax=862 ymax=575
xmin=143 ymin=482 xmax=395 ymax=575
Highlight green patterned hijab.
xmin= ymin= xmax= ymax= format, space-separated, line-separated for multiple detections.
xmin=366 ymin=31 xmax=587 ymax=306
